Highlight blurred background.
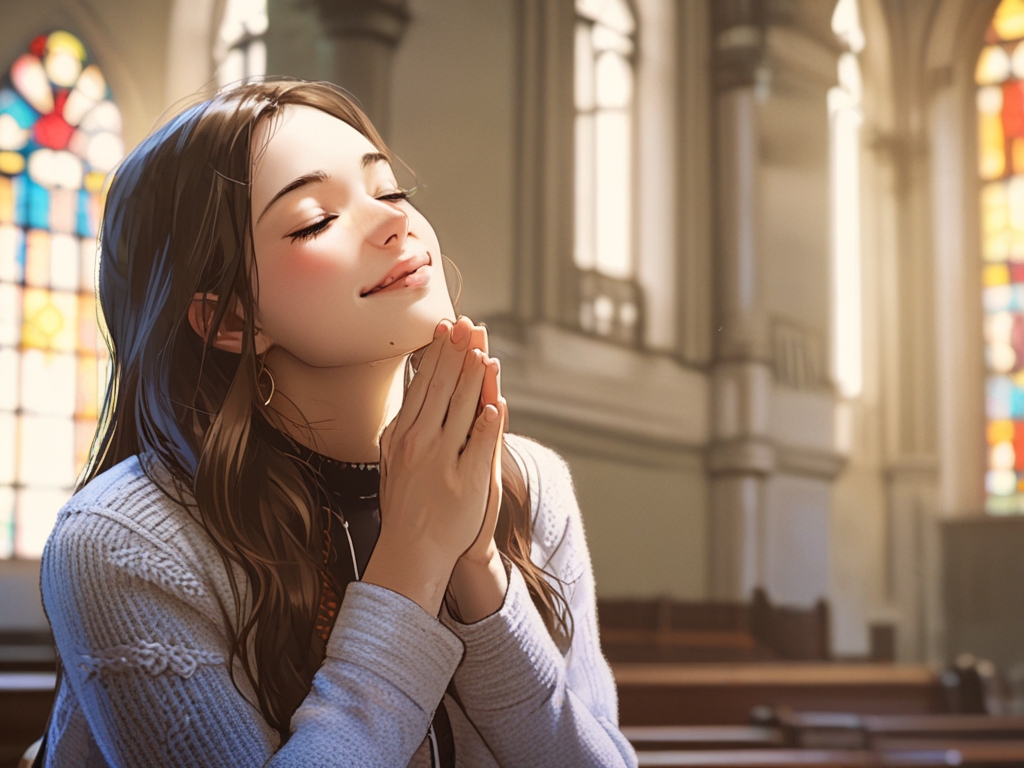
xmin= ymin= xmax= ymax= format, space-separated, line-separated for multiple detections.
xmin=8 ymin=0 xmax=1024 ymax=759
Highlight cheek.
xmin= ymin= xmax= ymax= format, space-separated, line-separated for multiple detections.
xmin=255 ymin=238 xmax=358 ymax=329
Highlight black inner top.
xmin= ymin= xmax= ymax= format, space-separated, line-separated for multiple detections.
xmin=257 ymin=415 xmax=382 ymax=590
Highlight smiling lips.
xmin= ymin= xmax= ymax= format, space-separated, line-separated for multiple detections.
xmin=361 ymin=254 xmax=431 ymax=297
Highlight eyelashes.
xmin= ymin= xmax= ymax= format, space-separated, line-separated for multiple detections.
xmin=288 ymin=215 xmax=337 ymax=242
xmin=286 ymin=187 xmax=416 ymax=242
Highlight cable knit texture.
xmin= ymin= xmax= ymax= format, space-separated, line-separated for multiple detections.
xmin=39 ymin=433 xmax=637 ymax=767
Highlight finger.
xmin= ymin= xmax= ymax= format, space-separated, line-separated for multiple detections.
xmin=465 ymin=324 xmax=493 ymax=414
xmin=479 ymin=356 xmax=499 ymax=413
xmin=418 ymin=316 xmax=476 ymax=433
xmin=468 ymin=323 xmax=489 ymax=356
xmin=490 ymin=402 xmax=504 ymax=497
xmin=394 ymin=320 xmax=451 ymax=437
xmin=459 ymin=401 xmax=503 ymax=479
xmin=443 ymin=349 xmax=488 ymax=453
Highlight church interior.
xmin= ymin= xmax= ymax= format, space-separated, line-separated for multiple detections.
xmin=6 ymin=0 xmax=1024 ymax=764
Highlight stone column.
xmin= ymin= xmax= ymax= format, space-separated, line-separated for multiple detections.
xmin=707 ymin=0 xmax=775 ymax=600
xmin=310 ymin=0 xmax=411 ymax=138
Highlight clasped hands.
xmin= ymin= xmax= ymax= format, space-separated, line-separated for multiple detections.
xmin=362 ymin=316 xmax=509 ymax=623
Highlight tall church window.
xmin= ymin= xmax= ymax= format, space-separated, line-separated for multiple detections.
xmin=0 ymin=31 xmax=122 ymax=556
xmin=829 ymin=0 xmax=865 ymax=399
xmin=979 ymin=0 xmax=1024 ymax=514
xmin=574 ymin=0 xmax=643 ymax=345
xmin=215 ymin=0 xmax=268 ymax=87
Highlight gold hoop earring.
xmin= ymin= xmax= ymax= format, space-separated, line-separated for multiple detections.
xmin=259 ymin=365 xmax=276 ymax=406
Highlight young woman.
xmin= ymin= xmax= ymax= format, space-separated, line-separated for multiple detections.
xmin=39 ymin=79 xmax=636 ymax=767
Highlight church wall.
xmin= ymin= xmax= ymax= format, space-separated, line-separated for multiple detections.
xmin=388 ymin=0 xmax=517 ymax=323
xmin=763 ymin=473 xmax=831 ymax=606
xmin=547 ymin=446 xmax=708 ymax=600
xmin=759 ymin=78 xmax=832 ymax=340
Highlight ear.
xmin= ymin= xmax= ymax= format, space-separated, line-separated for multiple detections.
xmin=188 ymin=292 xmax=274 ymax=355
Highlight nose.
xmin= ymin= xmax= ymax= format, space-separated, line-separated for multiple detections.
xmin=366 ymin=198 xmax=409 ymax=251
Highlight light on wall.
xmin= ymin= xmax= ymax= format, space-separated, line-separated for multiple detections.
xmin=829 ymin=0 xmax=865 ymax=400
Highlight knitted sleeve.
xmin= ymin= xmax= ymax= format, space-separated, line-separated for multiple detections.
xmin=440 ymin=437 xmax=638 ymax=768
xmin=41 ymin=506 xmax=463 ymax=767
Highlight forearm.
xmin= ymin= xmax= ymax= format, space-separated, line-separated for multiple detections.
xmin=361 ymin=531 xmax=456 ymax=616
xmin=442 ymin=565 xmax=636 ymax=768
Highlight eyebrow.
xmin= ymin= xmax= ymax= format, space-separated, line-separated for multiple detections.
xmin=256 ymin=153 xmax=393 ymax=225
xmin=362 ymin=151 xmax=390 ymax=168
xmin=256 ymin=170 xmax=329 ymax=225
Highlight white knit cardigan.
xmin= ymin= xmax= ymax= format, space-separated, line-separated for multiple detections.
xmin=39 ymin=433 xmax=638 ymax=767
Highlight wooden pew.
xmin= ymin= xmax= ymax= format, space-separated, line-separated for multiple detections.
xmin=632 ymin=749 xmax=871 ymax=767
xmin=774 ymin=710 xmax=1024 ymax=749
xmin=615 ymin=664 xmax=947 ymax=726
xmin=633 ymin=744 xmax=1024 ymax=767
xmin=623 ymin=725 xmax=785 ymax=750
xmin=599 ymin=589 xmax=832 ymax=664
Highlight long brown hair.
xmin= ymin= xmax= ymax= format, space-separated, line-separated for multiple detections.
xmin=81 ymin=79 xmax=571 ymax=743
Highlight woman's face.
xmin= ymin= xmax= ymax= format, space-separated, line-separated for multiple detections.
xmin=249 ymin=104 xmax=455 ymax=367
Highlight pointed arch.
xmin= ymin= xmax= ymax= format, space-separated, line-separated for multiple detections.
xmin=0 ymin=31 xmax=123 ymax=557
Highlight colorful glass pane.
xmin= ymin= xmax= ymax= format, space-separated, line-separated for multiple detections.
xmin=0 ymin=412 xmax=13 ymax=484
xmin=49 ymin=188 xmax=77 ymax=234
xmin=19 ymin=413 xmax=74 ymax=486
xmin=74 ymin=418 xmax=94 ymax=479
xmin=0 ymin=177 xmax=12 ymax=223
xmin=21 ymin=349 xmax=76 ymax=416
xmin=22 ymin=287 xmax=77 ymax=351
xmin=25 ymin=178 xmax=49 ymax=228
xmin=16 ymin=487 xmax=67 ymax=558
xmin=0 ymin=349 xmax=16 ymax=412
xmin=75 ymin=353 xmax=97 ymax=418
xmin=50 ymin=233 xmax=78 ymax=290
xmin=0 ymin=224 xmax=20 ymax=282
xmin=994 ymin=0 xmax=1024 ymax=41
xmin=23 ymin=228 xmax=48 ymax=287
xmin=0 ymin=283 xmax=21 ymax=346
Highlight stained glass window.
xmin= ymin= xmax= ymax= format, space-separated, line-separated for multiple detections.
xmin=574 ymin=0 xmax=643 ymax=345
xmin=215 ymin=0 xmax=268 ymax=87
xmin=0 ymin=31 xmax=120 ymax=556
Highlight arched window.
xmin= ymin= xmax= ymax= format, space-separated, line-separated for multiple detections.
xmin=978 ymin=0 xmax=1024 ymax=514
xmin=830 ymin=0 xmax=865 ymax=399
xmin=574 ymin=0 xmax=643 ymax=345
xmin=0 ymin=31 xmax=122 ymax=557
xmin=215 ymin=0 xmax=268 ymax=87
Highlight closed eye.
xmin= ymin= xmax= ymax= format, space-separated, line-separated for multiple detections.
xmin=377 ymin=186 xmax=416 ymax=203
xmin=287 ymin=215 xmax=337 ymax=242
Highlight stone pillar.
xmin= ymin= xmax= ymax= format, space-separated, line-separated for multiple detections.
xmin=311 ymin=0 xmax=411 ymax=138
xmin=707 ymin=0 xmax=774 ymax=600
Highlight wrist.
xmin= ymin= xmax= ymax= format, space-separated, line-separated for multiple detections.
xmin=447 ymin=543 xmax=509 ymax=624
xmin=362 ymin=532 xmax=457 ymax=616
xmin=454 ymin=538 xmax=500 ymax=572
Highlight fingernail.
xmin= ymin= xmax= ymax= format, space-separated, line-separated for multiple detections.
xmin=434 ymin=321 xmax=448 ymax=337
xmin=483 ymin=404 xmax=498 ymax=422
